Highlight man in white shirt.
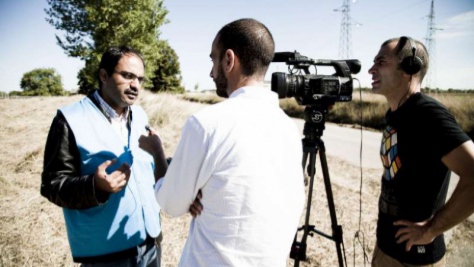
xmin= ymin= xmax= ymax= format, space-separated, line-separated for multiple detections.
xmin=140 ymin=18 xmax=305 ymax=267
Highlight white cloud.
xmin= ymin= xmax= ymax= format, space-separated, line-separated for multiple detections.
xmin=437 ymin=10 xmax=474 ymax=39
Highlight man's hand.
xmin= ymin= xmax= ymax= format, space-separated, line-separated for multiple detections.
xmin=394 ymin=219 xmax=436 ymax=251
xmin=139 ymin=126 xmax=164 ymax=158
xmin=94 ymin=159 xmax=131 ymax=193
xmin=189 ymin=190 xmax=203 ymax=218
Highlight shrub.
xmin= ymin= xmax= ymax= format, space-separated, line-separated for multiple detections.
xmin=20 ymin=68 xmax=64 ymax=96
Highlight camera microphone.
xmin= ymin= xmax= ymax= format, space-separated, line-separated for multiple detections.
xmin=272 ymin=52 xmax=295 ymax=62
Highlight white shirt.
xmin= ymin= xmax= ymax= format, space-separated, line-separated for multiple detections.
xmin=155 ymin=86 xmax=305 ymax=267
xmin=93 ymin=90 xmax=130 ymax=146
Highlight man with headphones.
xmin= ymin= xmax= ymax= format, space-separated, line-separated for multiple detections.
xmin=368 ymin=37 xmax=474 ymax=266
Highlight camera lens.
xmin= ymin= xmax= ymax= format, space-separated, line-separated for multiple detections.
xmin=271 ymin=72 xmax=304 ymax=99
xmin=271 ymin=72 xmax=289 ymax=98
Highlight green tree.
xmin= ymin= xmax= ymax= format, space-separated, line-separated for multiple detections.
xmin=45 ymin=0 xmax=181 ymax=94
xmin=150 ymin=41 xmax=184 ymax=93
xmin=20 ymin=68 xmax=64 ymax=96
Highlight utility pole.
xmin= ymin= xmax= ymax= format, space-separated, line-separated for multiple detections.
xmin=335 ymin=0 xmax=361 ymax=60
xmin=335 ymin=0 xmax=352 ymax=59
xmin=424 ymin=0 xmax=442 ymax=91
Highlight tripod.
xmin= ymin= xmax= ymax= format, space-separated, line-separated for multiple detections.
xmin=290 ymin=104 xmax=347 ymax=267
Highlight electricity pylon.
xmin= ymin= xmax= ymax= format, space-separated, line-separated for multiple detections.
xmin=335 ymin=0 xmax=361 ymax=59
xmin=424 ymin=0 xmax=442 ymax=90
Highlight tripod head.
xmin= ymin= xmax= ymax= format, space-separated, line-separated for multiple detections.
xmin=303 ymin=101 xmax=333 ymax=142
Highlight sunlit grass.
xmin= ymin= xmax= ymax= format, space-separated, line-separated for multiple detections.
xmin=184 ymin=90 xmax=474 ymax=137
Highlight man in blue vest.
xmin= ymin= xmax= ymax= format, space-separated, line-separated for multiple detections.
xmin=41 ymin=46 xmax=165 ymax=266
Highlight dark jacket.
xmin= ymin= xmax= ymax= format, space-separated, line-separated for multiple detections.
xmin=40 ymin=92 xmax=131 ymax=209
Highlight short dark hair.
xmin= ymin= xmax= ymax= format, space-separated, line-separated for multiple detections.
xmin=216 ymin=18 xmax=275 ymax=77
xmin=98 ymin=46 xmax=145 ymax=89
xmin=382 ymin=37 xmax=429 ymax=81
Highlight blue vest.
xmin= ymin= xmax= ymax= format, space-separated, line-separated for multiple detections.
xmin=60 ymin=97 xmax=161 ymax=258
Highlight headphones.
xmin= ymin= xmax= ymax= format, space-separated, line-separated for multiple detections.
xmin=398 ymin=36 xmax=423 ymax=75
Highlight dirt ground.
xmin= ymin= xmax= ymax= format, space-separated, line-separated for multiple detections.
xmin=0 ymin=94 xmax=472 ymax=267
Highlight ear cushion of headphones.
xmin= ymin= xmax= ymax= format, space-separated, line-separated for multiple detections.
xmin=401 ymin=55 xmax=422 ymax=75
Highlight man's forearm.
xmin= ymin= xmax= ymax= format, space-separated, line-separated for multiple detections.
xmin=427 ymin=176 xmax=474 ymax=237
xmin=153 ymin=149 xmax=168 ymax=182
xmin=429 ymin=141 xmax=474 ymax=236
xmin=138 ymin=128 xmax=168 ymax=181
xmin=44 ymin=173 xmax=108 ymax=209
xmin=41 ymin=113 xmax=108 ymax=209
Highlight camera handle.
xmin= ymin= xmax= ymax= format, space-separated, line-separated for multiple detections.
xmin=290 ymin=105 xmax=347 ymax=267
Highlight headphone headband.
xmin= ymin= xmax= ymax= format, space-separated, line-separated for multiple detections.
xmin=398 ymin=36 xmax=422 ymax=75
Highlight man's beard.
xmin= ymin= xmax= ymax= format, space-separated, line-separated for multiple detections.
xmin=214 ymin=63 xmax=228 ymax=98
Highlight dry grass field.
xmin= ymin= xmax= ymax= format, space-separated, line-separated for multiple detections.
xmin=0 ymin=91 xmax=472 ymax=267
xmin=184 ymin=90 xmax=474 ymax=138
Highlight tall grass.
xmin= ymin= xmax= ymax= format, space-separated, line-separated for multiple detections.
xmin=184 ymin=90 xmax=474 ymax=138
xmin=432 ymin=93 xmax=474 ymax=138
xmin=181 ymin=92 xmax=224 ymax=105
xmin=330 ymin=91 xmax=388 ymax=130
xmin=0 ymin=95 xmax=84 ymax=266
xmin=139 ymin=93 xmax=207 ymax=154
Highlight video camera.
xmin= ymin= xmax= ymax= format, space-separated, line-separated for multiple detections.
xmin=271 ymin=51 xmax=361 ymax=106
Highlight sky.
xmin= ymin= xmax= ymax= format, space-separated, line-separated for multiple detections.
xmin=0 ymin=0 xmax=473 ymax=93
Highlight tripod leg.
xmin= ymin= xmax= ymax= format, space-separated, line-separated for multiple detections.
xmin=291 ymin=148 xmax=318 ymax=266
xmin=292 ymin=136 xmax=347 ymax=267
xmin=319 ymin=143 xmax=347 ymax=267
xmin=302 ymin=152 xmax=309 ymax=185
xmin=303 ymin=150 xmax=317 ymax=242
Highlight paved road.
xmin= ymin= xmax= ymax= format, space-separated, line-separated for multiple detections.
xmin=292 ymin=118 xmax=469 ymax=222
xmin=292 ymin=119 xmax=382 ymax=169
